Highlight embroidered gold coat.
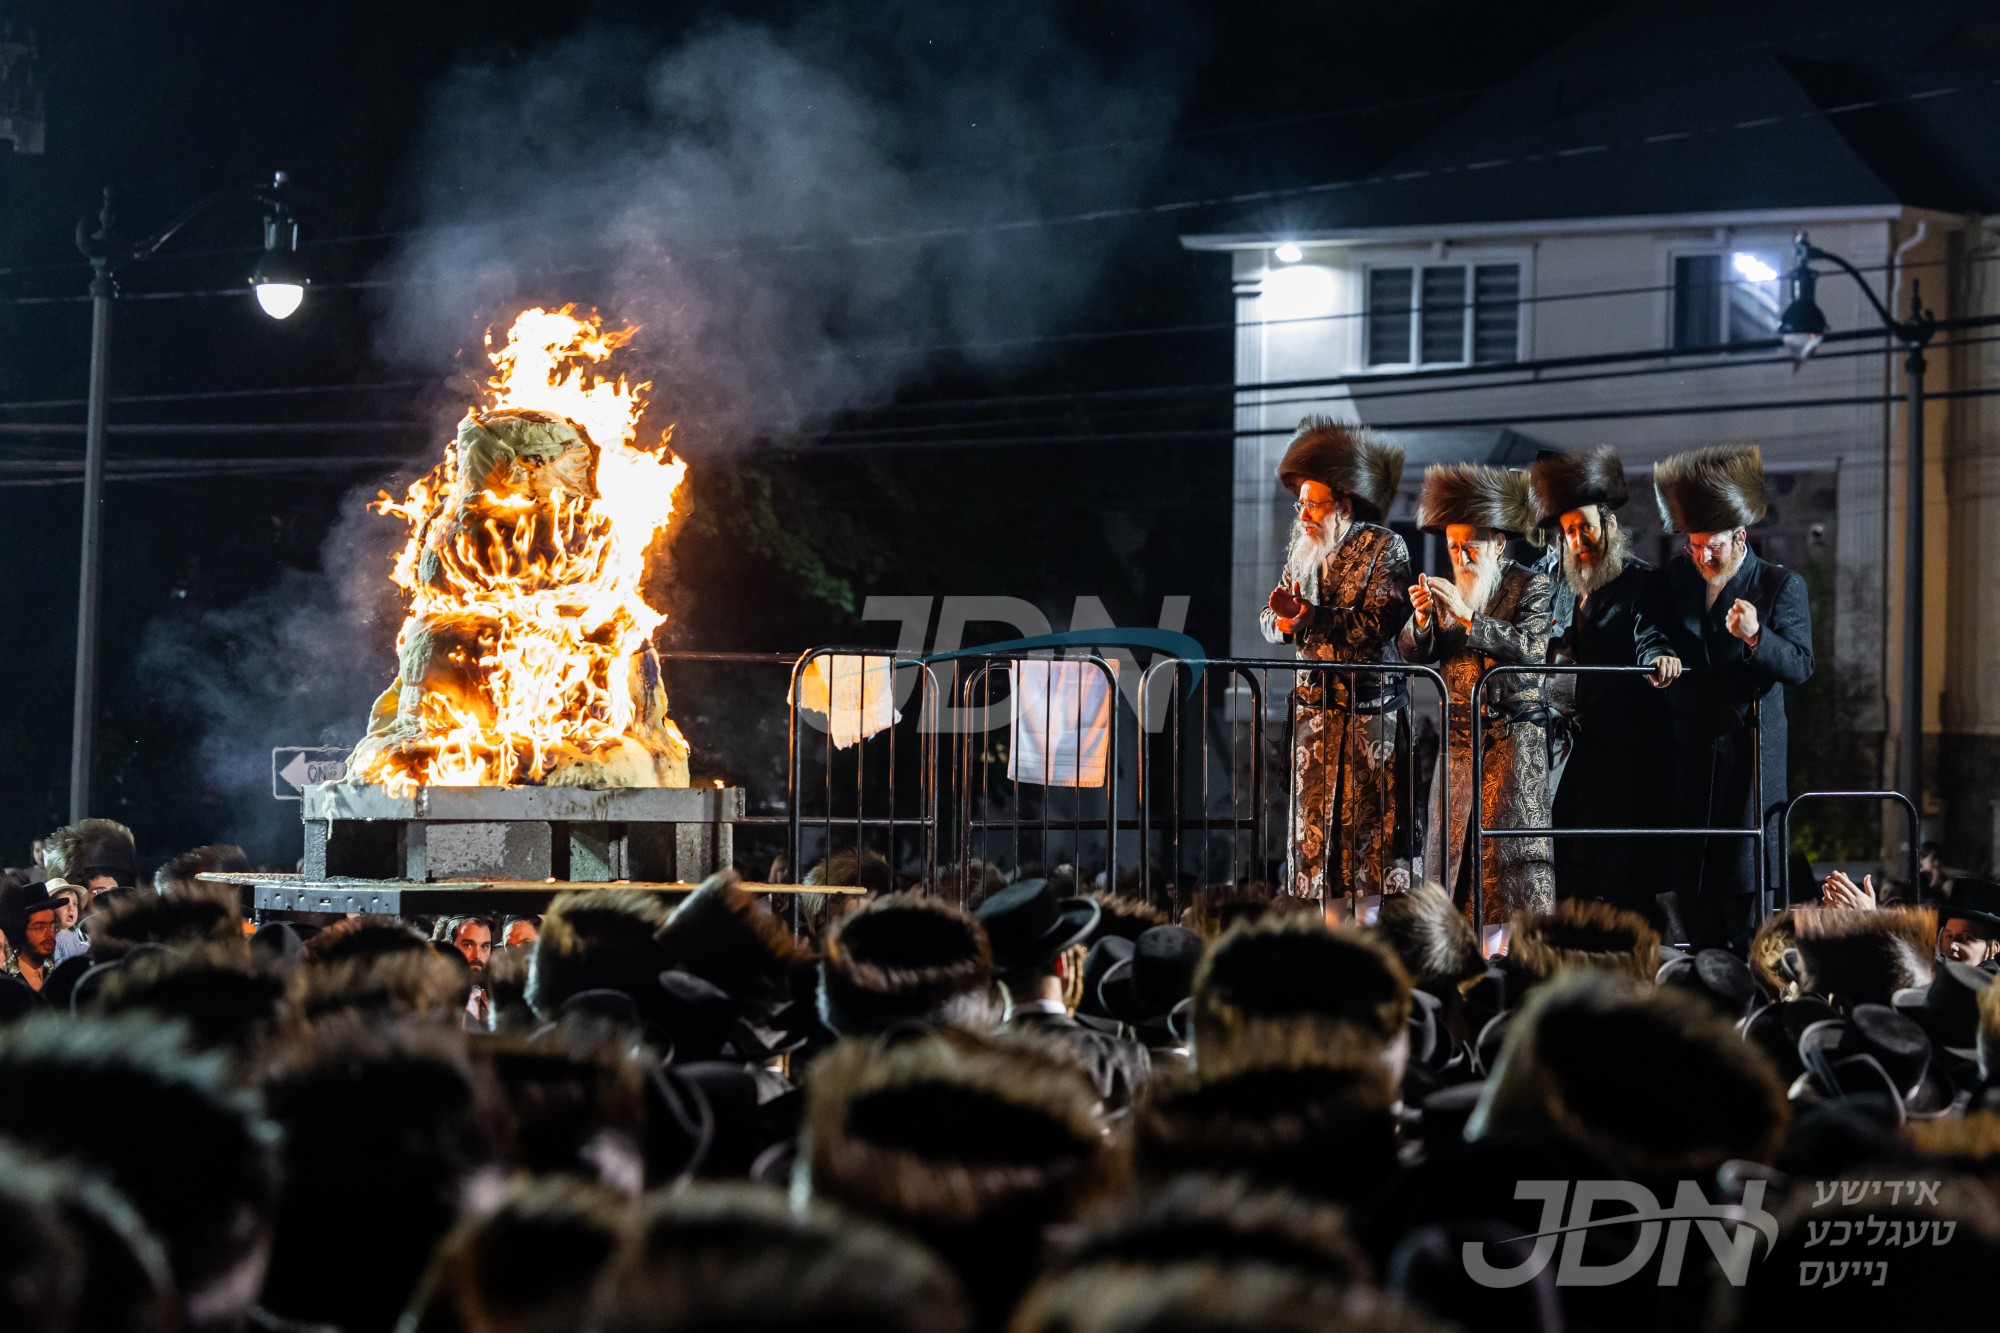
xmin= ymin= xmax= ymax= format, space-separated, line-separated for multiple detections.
xmin=1259 ymin=521 xmax=1413 ymax=899
xmin=1397 ymin=559 xmax=1556 ymax=923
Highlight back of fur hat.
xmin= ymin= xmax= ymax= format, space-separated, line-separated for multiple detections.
xmin=1508 ymin=899 xmax=1659 ymax=986
xmin=656 ymin=869 xmax=809 ymax=1011
xmin=1793 ymin=906 xmax=1936 ymax=1010
xmin=43 ymin=818 xmax=137 ymax=884
xmin=1373 ymin=883 xmax=1482 ymax=986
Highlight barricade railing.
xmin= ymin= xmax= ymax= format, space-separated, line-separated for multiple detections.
xmin=945 ymin=653 xmax=1122 ymax=908
xmin=1778 ymin=791 xmax=1920 ymax=909
xmin=656 ymin=650 xmax=800 ymax=876
xmin=1135 ymin=659 xmax=1265 ymax=910
xmin=1138 ymin=657 xmax=1449 ymax=917
xmin=1471 ymin=663 xmax=1761 ymax=928
xmin=786 ymin=647 xmax=943 ymax=892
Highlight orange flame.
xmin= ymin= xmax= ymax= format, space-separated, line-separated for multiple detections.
xmin=353 ymin=307 xmax=689 ymax=788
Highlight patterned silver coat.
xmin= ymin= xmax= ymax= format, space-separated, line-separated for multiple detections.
xmin=1397 ymin=559 xmax=1556 ymax=923
xmin=1259 ymin=521 xmax=1413 ymax=899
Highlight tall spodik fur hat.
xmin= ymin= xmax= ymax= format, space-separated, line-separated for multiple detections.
xmin=818 ymin=891 xmax=995 ymax=1037
xmin=1528 ymin=445 xmax=1629 ymax=529
xmin=1372 ymin=882 xmax=1482 ymax=986
xmin=1416 ymin=463 xmax=1537 ymax=537
xmin=1652 ymin=443 xmax=1769 ymax=533
xmin=44 ymin=818 xmax=138 ymax=885
xmin=1275 ymin=417 xmax=1404 ymax=521
xmin=1191 ymin=917 xmax=1411 ymax=1075
xmin=1473 ymin=971 xmax=1789 ymax=1180
xmin=655 ymin=869 xmax=809 ymax=1012
xmin=1792 ymin=906 xmax=1937 ymax=1011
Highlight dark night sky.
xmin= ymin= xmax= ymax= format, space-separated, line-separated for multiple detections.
xmin=0 ymin=0 xmax=1611 ymax=866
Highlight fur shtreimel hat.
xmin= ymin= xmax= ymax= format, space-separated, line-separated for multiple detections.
xmin=803 ymin=1032 xmax=1113 ymax=1229
xmin=1652 ymin=443 xmax=1769 ymax=534
xmin=1415 ymin=463 xmax=1537 ymax=537
xmin=1040 ymin=1174 xmax=1369 ymax=1290
xmin=656 ymin=870 xmax=809 ymax=1013
xmin=526 ymin=891 xmax=673 ymax=1022
xmin=1191 ymin=917 xmax=1411 ymax=1075
xmin=1131 ymin=1062 xmax=1399 ymax=1207
xmin=1508 ymin=899 xmax=1660 ymax=987
xmin=86 ymin=885 xmax=245 ymax=964
xmin=803 ymin=1031 xmax=1117 ymax=1322
xmin=818 ymin=891 xmax=994 ymax=1037
xmin=1474 ymin=971 xmax=1789 ymax=1180
xmin=1793 ymin=906 xmax=1937 ymax=1011
xmin=1373 ymin=882 xmax=1483 ymax=986
xmin=1275 ymin=417 xmax=1404 ymax=521
xmin=44 ymin=818 xmax=138 ymax=884
xmin=1528 ymin=445 xmax=1629 ymax=529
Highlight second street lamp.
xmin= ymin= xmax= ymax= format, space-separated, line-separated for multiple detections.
xmin=68 ymin=171 xmax=307 ymax=821
xmin=1777 ymin=230 xmax=1936 ymax=826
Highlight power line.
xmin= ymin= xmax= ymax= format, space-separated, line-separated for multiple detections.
xmin=1 ymin=72 xmax=1995 ymax=315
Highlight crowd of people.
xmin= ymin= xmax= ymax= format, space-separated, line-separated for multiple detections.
xmin=0 ymin=814 xmax=1997 ymax=1332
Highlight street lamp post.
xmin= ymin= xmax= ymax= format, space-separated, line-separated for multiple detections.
xmin=1778 ymin=231 xmax=1937 ymax=820
xmin=66 ymin=172 xmax=306 ymax=821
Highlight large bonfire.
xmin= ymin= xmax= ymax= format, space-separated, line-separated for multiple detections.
xmin=349 ymin=307 xmax=691 ymax=790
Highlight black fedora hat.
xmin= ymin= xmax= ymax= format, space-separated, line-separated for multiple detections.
xmin=1892 ymin=960 xmax=1992 ymax=1061
xmin=1799 ymin=1004 xmax=1956 ymax=1119
xmin=1659 ymin=948 xmax=1762 ymax=1017
xmin=1098 ymin=926 xmax=1203 ymax=1028
xmin=1739 ymin=996 xmax=1837 ymax=1083
xmin=1942 ymin=879 xmax=2000 ymax=933
xmin=1075 ymin=934 xmax=1134 ymax=1029
xmin=975 ymin=878 xmax=1100 ymax=978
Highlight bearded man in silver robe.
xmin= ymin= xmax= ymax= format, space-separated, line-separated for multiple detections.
xmin=1398 ymin=464 xmax=1555 ymax=923
xmin=1259 ymin=418 xmax=1412 ymax=902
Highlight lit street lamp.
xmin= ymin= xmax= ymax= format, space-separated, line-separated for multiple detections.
xmin=68 ymin=171 xmax=306 ymax=821
xmin=1777 ymin=231 xmax=1936 ymax=822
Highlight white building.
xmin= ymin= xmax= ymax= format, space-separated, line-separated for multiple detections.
xmin=1184 ymin=2 xmax=2000 ymax=868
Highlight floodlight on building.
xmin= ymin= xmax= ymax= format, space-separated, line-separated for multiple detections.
xmin=1274 ymin=242 xmax=1303 ymax=264
xmin=1731 ymin=251 xmax=1779 ymax=284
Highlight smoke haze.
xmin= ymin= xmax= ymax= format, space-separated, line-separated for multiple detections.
xmin=140 ymin=2 xmax=1198 ymax=860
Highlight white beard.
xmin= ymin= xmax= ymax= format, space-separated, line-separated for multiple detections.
xmin=1454 ymin=549 xmax=1504 ymax=616
xmin=1284 ymin=511 xmax=1350 ymax=590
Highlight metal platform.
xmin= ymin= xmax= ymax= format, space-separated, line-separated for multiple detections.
xmin=301 ymin=782 xmax=745 ymax=885
xmin=199 ymin=872 xmax=859 ymax=918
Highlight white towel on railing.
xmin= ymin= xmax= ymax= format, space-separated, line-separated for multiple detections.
xmin=1008 ymin=659 xmax=1118 ymax=788
xmin=797 ymin=655 xmax=901 ymax=749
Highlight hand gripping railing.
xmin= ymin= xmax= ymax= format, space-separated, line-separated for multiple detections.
xmin=786 ymin=647 xmax=943 ymax=890
xmin=1778 ymin=791 xmax=1920 ymax=909
xmin=1471 ymin=663 xmax=1762 ymax=928
xmin=1138 ymin=657 xmax=1448 ymax=917
xmin=949 ymin=653 xmax=1122 ymax=905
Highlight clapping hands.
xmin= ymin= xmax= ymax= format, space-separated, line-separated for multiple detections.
xmin=1820 ymin=869 xmax=1877 ymax=911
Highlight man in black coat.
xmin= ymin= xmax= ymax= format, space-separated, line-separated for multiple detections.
xmin=1529 ymin=446 xmax=1679 ymax=920
xmin=1648 ymin=445 xmax=1815 ymax=952
xmin=976 ymin=879 xmax=1150 ymax=1113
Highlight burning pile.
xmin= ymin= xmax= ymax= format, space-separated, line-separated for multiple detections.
xmin=349 ymin=307 xmax=691 ymax=789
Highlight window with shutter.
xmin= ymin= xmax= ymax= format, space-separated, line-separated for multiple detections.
xmin=1367 ymin=268 xmax=1414 ymax=366
xmin=1363 ymin=260 xmax=1521 ymax=367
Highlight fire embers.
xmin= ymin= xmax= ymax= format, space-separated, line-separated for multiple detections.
xmin=350 ymin=309 xmax=690 ymax=790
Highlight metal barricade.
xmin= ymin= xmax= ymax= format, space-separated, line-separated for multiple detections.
xmin=1138 ymin=657 xmax=1449 ymax=917
xmin=1778 ymin=791 xmax=1920 ymax=909
xmin=1470 ymin=663 xmax=1761 ymax=928
xmin=945 ymin=653 xmax=1122 ymax=907
xmin=786 ymin=647 xmax=943 ymax=891
xmin=656 ymin=650 xmax=801 ymax=878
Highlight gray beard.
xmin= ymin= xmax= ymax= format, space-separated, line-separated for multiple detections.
xmin=1454 ymin=551 xmax=1504 ymax=616
xmin=1561 ymin=526 xmax=1631 ymax=599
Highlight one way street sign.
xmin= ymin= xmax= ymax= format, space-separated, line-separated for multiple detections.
xmin=273 ymin=747 xmax=349 ymax=799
